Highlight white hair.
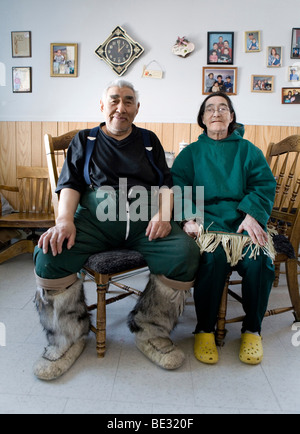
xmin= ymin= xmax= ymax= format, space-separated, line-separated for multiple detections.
xmin=102 ymin=79 xmax=139 ymax=103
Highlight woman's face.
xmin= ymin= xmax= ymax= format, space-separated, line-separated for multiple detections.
xmin=202 ymin=96 xmax=234 ymax=140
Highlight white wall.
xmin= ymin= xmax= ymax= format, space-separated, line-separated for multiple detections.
xmin=0 ymin=0 xmax=299 ymax=126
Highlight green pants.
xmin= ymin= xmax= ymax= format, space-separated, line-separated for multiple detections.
xmin=34 ymin=190 xmax=200 ymax=283
xmin=193 ymin=245 xmax=275 ymax=334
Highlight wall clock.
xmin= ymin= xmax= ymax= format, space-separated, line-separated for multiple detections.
xmin=95 ymin=26 xmax=144 ymax=76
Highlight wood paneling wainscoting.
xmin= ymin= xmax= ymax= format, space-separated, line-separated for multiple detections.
xmin=1 ymin=121 xmax=299 ymax=209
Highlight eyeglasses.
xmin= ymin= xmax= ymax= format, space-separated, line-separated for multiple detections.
xmin=204 ymin=105 xmax=230 ymax=115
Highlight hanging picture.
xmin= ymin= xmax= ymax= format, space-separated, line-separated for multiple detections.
xmin=282 ymin=88 xmax=300 ymax=104
xmin=291 ymin=28 xmax=300 ymax=59
xmin=251 ymin=75 xmax=274 ymax=92
xmin=267 ymin=46 xmax=282 ymax=67
xmin=11 ymin=31 xmax=31 ymax=58
xmin=202 ymin=66 xmax=237 ymax=95
xmin=50 ymin=43 xmax=78 ymax=77
xmin=207 ymin=32 xmax=234 ymax=65
xmin=288 ymin=66 xmax=300 ymax=81
xmin=245 ymin=31 xmax=261 ymax=52
xmin=12 ymin=67 xmax=32 ymax=93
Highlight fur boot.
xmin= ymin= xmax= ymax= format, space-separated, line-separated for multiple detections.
xmin=33 ymin=278 xmax=90 ymax=381
xmin=128 ymin=274 xmax=188 ymax=370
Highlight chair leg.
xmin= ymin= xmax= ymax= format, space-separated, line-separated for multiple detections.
xmin=286 ymin=259 xmax=300 ymax=321
xmin=0 ymin=240 xmax=34 ymax=264
xmin=95 ymin=279 xmax=109 ymax=358
xmin=273 ymin=263 xmax=280 ymax=287
xmin=215 ymin=273 xmax=231 ymax=346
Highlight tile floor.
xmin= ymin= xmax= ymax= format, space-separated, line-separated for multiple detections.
xmin=0 ymin=253 xmax=300 ymax=414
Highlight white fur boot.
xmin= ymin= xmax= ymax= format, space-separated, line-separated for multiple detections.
xmin=33 ymin=278 xmax=90 ymax=381
xmin=128 ymin=274 xmax=188 ymax=370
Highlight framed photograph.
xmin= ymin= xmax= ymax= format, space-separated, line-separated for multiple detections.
xmin=11 ymin=31 xmax=31 ymax=57
xmin=267 ymin=46 xmax=282 ymax=67
xmin=291 ymin=28 xmax=300 ymax=58
xmin=50 ymin=43 xmax=78 ymax=77
xmin=288 ymin=65 xmax=300 ymax=82
xmin=245 ymin=31 xmax=261 ymax=52
xmin=251 ymin=75 xmax=274 ymax=92
xmin=202 ymin=66 xmax=237 ymax=95
xmin=12 ymin=67 xmax=32 ymax=93
xmin=282 ymin=87 xmax=300 ymax=104
xmin=207 ymin=32 xmax=234 ymax=65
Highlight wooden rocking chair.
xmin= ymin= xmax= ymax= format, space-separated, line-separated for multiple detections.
xmin=0 ymin=166 xmax=55 ymax=264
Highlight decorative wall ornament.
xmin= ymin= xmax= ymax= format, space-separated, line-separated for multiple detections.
xmin=142 ymin=60 xmax=163 ymax=79
xmin=172 ymin=37 xmax=195 ymax=58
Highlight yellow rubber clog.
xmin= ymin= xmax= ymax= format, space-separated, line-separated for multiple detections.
xmin=194 ymin=333 xmax=219 ymax=364
xmin=239 ymin=333 xmax=263 ymax=365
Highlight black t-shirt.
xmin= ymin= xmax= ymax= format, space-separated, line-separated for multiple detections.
xmin=56 ymin=123 xmax=173 ymax=194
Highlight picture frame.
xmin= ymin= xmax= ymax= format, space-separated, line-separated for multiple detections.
xmin=281 ymin=87 xmax=300 ymax=104
xmin=12 ymin=67 xmax=32 ymax=93
xmin=291 ymin=28 xmax=300 ymax=59
xmin=50 ymin=43 xmax=78 ymax=77
xmin=207 ymin=32 xmax=234 ymax=65
xmin=288 ymin=65 xmax=300 ymax=82
xmin=245 ymin=31 xmax=261 ymax=52
xmin=11 ymin=31 xmax=31 ymax=58
xmin=267 ymin=46 xmax=282 ymax=67
xmin=202 ymin=66 xmax=237 ymax=95
xmin=251 ymin=75 xmax=274 ymax=92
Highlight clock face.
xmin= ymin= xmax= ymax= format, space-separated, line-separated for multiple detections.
xmin=95 ymin=26 xmax=144 ymax=76
xmin=105 ymin=37 xmax=133 ymax=65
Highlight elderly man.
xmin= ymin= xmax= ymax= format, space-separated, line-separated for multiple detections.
xmin=33 ymin=79 xmax=200 ymax=380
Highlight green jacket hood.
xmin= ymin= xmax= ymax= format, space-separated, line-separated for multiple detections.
xmin=234 ymin=123 xmax=245 ymax=138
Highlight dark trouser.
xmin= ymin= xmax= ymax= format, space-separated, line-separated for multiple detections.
xmin=34 ymin=190 xmax=200 ymax=284
xmin=193 ymin=245 xmax=275 ymax=334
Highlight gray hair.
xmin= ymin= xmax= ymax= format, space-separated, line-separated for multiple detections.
xmin=102 ymin=79 xmax=139 ymax=103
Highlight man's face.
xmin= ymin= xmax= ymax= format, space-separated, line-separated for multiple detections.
xmin=100 ymin=86 xmax=140 ymax=137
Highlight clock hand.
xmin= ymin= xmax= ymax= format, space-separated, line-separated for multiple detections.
xmin=118 ymin=43 xmax=125 ymax=53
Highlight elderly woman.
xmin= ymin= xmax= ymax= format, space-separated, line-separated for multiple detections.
xmin=171 ymin=92 xmax=276 ymax=365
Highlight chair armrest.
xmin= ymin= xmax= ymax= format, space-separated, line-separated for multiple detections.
xmin=0 ymin=185 xmax=19 ymax=192
xmin=0 ymin=185 xmax=18 ymax=215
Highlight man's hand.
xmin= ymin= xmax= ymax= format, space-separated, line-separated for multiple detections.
xmin=38 ymin=219 xmax=76 ymax=256
xmin=145 ymin=213 xmax=172 ymax=241
xmin=237 ymin=213 xmax=268 ymax=246
xmin=38 ymin=188 xmax=80 ymax=255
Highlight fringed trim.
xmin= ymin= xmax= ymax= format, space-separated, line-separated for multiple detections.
xmin=196 ymin=225 xmax=277 ymax=266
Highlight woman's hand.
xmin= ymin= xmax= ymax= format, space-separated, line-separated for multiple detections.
xmin=237 ymin=214 xmax=268 ymax=246
xmin=183 ymin=220 xmax=200 ymax=239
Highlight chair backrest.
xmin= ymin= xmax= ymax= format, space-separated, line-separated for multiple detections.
xmin=44 ymin=130 xmax=79 ymax=219
xmin=266 ymin=135 xmax=300 ymax=252
xmin=16 ymin=166 xmax=53 ymax=214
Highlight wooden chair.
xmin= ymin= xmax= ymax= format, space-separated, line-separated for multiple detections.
xmin=215 ymin=135 xmax=300 ymax=346
xmin=0 ymin=166 xmax=55 ymax=264
xmin=44 ymin=130 xmax=147 ymax=358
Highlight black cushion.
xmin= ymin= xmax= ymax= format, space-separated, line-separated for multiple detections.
xmin=84 ymin=249 xmax=147 ymax=274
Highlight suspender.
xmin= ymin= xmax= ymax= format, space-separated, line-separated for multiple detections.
xmin=84 ymin=126 xmax=99 ymax=186
xmin=140 ymin=128 xmax=164 ymax=188
xmin=83 ymin=127 xmax=164 ymax=187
